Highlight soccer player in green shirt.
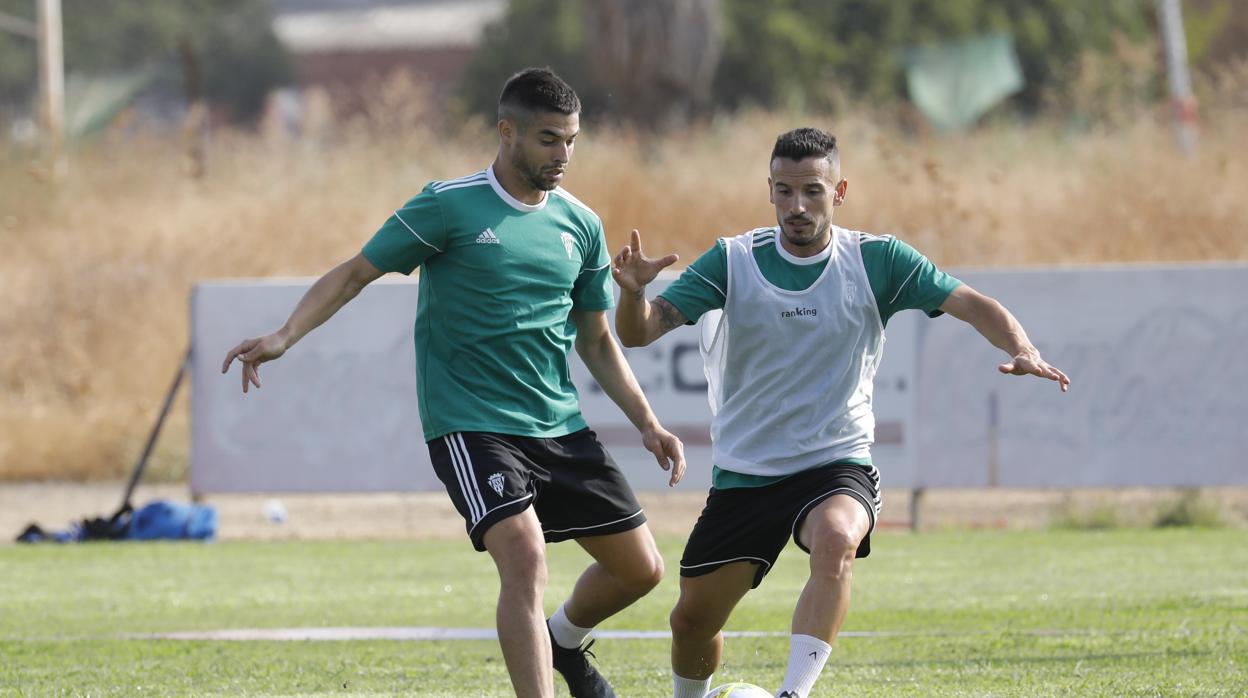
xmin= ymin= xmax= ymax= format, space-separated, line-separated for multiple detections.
xmin=612 ymin=127 xmax=1069 ymax=698
xmin=222 ymin=68 xmax=685 ymax=698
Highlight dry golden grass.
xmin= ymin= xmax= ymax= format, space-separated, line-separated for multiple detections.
xmin=2 ymin=106 xmax=1246 ymax=480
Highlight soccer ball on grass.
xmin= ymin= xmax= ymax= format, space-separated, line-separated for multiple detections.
xmin=704 ymin=682 xmax=772 ymax=697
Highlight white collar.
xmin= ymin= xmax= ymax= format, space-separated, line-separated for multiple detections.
xmin=488 ymin=164 xmax=547 ymax=212
xmin=774 ymin=226 xmax=834 ymax=265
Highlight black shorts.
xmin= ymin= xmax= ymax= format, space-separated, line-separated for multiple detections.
xmin=680 ymin=463 xmax=881 ymax=588
xmin=427 ymin=429 xmax=646 ymax=552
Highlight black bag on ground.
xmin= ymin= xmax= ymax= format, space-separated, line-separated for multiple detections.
xmin=15 ymin=504 xmax=132 ymax=543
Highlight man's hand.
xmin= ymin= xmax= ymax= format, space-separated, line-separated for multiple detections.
xmin=221 ymin=332 xmax=289 ymax=393
xmin=641 ymin=424 xmax=686 ymax=487
xmin=612 ymin=229 xmax=678 ymax=294
xmin=939 ymin=285 xmax=1072 ymax=394
xmin=999 ymin=348 xmax=1070 ymax=392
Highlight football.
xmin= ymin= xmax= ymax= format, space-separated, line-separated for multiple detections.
xmin=703 ymin=682 xmax=772 ymax=698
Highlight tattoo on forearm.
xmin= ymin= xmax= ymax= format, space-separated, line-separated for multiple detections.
xmin=653 ymin=297 xmax=687 ymax=334
xmin=631 ymin=288 xmax=645 ymax=301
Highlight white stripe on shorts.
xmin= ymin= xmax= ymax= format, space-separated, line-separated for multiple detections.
xmin=467 ymin=494 xmax=536 ymax=537
xmin=445 ymin=434 xmax=484 ymax=523
xmin=680 ymin=555 xmax=772 ymax=574
xmin=443 ymin=435 xmax=479 ymax=522
xmin=454 ymin=433 xmax=489 ymax=522
xmin=542 ymin=509 xmax=644 ymax=536
xmin=789 ymin=487 xmax=879 ymax=544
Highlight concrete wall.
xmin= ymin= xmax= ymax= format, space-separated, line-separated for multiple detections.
xmin=191 ymin=264 xmax=1248 ymax=494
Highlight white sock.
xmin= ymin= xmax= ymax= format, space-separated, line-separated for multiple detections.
xmin=673 ymin=672 xmax=712 ymax=698
xmin=776 ymin=634 xmax=832 ymax=698
xmin=548 ymin=602 xmax=593 ymax=649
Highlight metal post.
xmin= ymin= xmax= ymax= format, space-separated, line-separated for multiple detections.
xmin=36 ymin=0 xmax=64 ymax=164
xmin=909 ymin=487 xmax=924 ymax=532
xmin=1156 ymin=0 xmax=1198 ymax=155
xmin=118 ymin=348 xmax=192 ymax=512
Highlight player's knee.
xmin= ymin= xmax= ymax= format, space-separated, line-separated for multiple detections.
xmin=626 ymin=550 xmax=664 ymax=593
xmin=606 ymin=545 xmax=663 ymax=594
xmin=669 ymin=601 xmax=718 ymax=641
xmin=668 ymin=605 xmax=697 ymax=638
xmin=809 ymin=527 xmax=858 ymax=579
xmin=493 ymin=539 xmax=548 ymax=594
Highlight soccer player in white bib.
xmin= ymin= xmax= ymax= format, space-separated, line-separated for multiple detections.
xmin=222 ymin=68 xmax=686 ymax=698
xmin=612 ymin=127 xmax=1070 ymax=698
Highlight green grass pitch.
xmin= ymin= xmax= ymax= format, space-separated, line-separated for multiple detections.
xmin=2 ymin=529 xmax=1245 ymax=696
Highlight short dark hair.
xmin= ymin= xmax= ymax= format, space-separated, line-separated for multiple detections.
xmin=771 ymin=128 xmax=839 ymax=171
xmin=498 ymin=67 xmax=581 ymax=124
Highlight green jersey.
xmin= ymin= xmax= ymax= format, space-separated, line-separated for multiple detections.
xmin=659 ymin=226 xmax=963 ymax=488
xmin=362 ymin=167 xmax=614 ymax=441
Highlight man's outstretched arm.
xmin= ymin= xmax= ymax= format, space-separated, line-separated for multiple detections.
xmin=572 ymin=309 xmax=686 ymax=486
xmin=221 ymin=253 xmax=385 ymax=392
xmin=939 ymin=284 xmax=1070 ymax=392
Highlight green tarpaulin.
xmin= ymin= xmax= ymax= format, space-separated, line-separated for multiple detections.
xmin=903 ymin=33 xmax=1024 ymax=131
xmin=65 ymin=68 xmax=161 ymax=140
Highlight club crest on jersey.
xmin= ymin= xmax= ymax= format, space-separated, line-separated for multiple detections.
xmin=781 ymin=306 xmax=818 ymax=318
xmin=560 ymin=232 xmax=576 ymax=259
xmin=487 ymin=473 xmax=505 ymax=496
xmin=845 ymin=279 xmax=859 ymax=303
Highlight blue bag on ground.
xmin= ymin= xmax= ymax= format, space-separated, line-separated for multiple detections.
xmin=128 ymin=500 xmax=218 ymax=541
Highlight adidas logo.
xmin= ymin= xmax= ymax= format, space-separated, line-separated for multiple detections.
xmin=476 ymin=228 xmax=501 ymax=244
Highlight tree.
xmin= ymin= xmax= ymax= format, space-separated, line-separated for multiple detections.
xmin=0 ymin=1 xmax=37 ymax=109
xmin=713 ymin=0 xmax=1155 ymax=114
xmin=583 ymin=0 xmax=722 ymax=127
xmin=460 ymin=0 xmax=1160 ymax=124
xmin=0 ymin=0 xmax=292 ymax=124
xmin=458 ymin=0 xmax=722 ymax=128
xmin=455 ymin=0 xmax=594 ymax=122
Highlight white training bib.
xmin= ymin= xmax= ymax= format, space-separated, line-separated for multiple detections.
xmin=701 ymin=226 xmax=885 ymax=476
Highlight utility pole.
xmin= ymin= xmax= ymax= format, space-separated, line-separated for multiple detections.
xmin=37 ymin=0 xmax=65 ymax=164
xmin=1156 ymin=0 xmax=1198 ymax=155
